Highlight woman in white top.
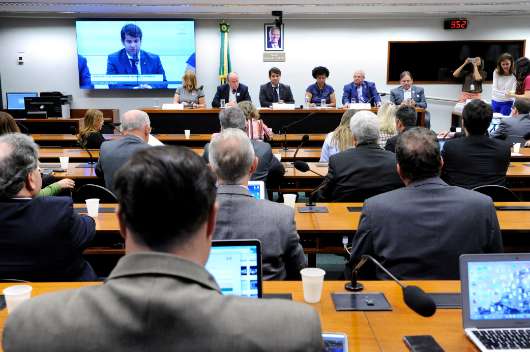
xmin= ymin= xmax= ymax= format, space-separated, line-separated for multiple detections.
xmin=492 ymin=53 xmax=516 ymax=116
xmin=319 ymin=109 xmax=357 ymax=162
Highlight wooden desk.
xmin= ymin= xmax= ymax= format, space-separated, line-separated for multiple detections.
xmin=511 ymin=148 xmax=530 ymax=161
xmin=39 ymin=148 xmax=100 ymax=162
xmin=0 ymin=280 xmax=467 ymax=351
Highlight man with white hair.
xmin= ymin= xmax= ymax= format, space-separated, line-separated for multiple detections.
xmin=211 ymin=72 xmax=252 ymax=108
xmin=96 ymin=109 xmax=151 ymax=192
xmin=342 ymin=70 xmax=382 ymax=107
xmin=209 ymin=128 xmax=306 ymax=280
xmin=316 ymin=111 xmax=403 ymax=201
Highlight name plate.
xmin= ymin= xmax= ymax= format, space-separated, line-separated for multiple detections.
xmin=272 ymin=103 xmax=295 ymax=110
xmin=263 ymin=52 xmax=286 ymax=62
xmin=162 ymin=103 xmax=183 ymax=110
xmin=348 ymin=103 xmax=371 ymax=110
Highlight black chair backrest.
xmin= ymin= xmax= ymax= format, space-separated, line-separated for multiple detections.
xmin=472 ymin=185 xmax=520 ymax=202
xmin=74 ymin=184 xmax=117 ymax=203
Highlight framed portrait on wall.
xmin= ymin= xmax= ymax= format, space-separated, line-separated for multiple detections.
xmin=264 ymin=24 xmax=284 ymax=51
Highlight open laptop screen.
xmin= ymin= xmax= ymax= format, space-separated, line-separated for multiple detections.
xmin=205 ymin=240 xmax=262 ymax=298
xmin=6 ymin=92 xmax=38 ymax=109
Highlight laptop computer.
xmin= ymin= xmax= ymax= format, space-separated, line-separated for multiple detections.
xmin=460 ymin=253 xmax=530 ymax=351
xmin=247 ymin=181 xmax=265 ymax=200
xmin=6 ymin=92 xmax=38 ymax=110
xmin=205 ymin=240 xmax=262 ymax=298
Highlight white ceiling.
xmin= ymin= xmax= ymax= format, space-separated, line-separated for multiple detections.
xmin=1 ymin=0 xmax=530 ymax=18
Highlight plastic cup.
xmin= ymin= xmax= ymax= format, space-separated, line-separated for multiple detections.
xmin=184 ymin=130 xmax=191 ymax=139
xmin=300 ymin=268 xmax=326 ymax=303
xmin=220 ymin=99 xmax=226 ymax=108
xmin=3 ymin=285 xmax=32 ymax=314
xmin=59 ymin=156 xmax=69 ymax=170
xmin=513 ymin=143 xmax=521 ymax=154
xmin=283 ymin=193 xmax=297 ymax=208
xmin=321 ymin=98 xmax=327 ymax=108
xmin=85 ymin=198 xmax=100 ymax=218
xmin=274 ymin=153 xmax=282 ymax=161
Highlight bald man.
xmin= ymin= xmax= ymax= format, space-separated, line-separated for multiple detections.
xmin=342 ymin=70 xmax=381 ymax=107
xmin=212 ymin=72 xmax=252 ymax=108
xmin=95 ymin=110 xmax=151 ymax=192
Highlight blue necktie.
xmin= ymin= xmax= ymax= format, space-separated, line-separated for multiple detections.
xmin=130 ymin=58 xmax=138 ymax=74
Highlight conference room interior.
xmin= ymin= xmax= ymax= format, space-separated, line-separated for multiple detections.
xmin=2 ymin=1 xmax=530 ymax=351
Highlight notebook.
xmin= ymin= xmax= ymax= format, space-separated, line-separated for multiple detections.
xmin=247 ymin=181 xmax=265 ymax=200
xmin=205 ymin=240 xmax=262 ymax=298
xmin=460 ymin=253 xmax=530 ymax=351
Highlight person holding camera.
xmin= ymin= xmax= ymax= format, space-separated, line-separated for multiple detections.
xmin=453 ymin=57 xmax=487 ymax=102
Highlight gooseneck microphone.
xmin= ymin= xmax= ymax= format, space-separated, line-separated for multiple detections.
xmin=347 ymin=255 xmax=436 ymax=317
xmin=292 ymin=135 xmax=309 ymax=160
xmin=279 ymin=111 xmax=320 ymax=151
xmin=293 ymin=160 xmax=325 ymax=177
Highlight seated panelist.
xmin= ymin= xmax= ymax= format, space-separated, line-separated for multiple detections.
xmin=342 ymin=70 xmax=381 ymax=107
xmin=305 ymin=66 xmax=336 ymax=107
xmin=259 ymin=67 xmax=295 ymax=107
xmin=212 ymin=72 xmax=252 ymax=108
xmin=173 ymin=70 xmax=205 ymax=108
xmin=390 ymin=71 xmax=427 ymax=108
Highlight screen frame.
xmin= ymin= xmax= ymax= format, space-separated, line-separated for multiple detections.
xmin=460 ymin=253 xmax=530 ymax=329
xmin=6 ymin=92 xmax=38 ymax=110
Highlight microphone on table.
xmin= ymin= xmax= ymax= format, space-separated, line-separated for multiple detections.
xmin=293 ymin=160 xmax=325 ymax=177
xmin=346 ymin=255 xmax=436 ymax=317
xmin=292 ymin=135 xmax=309 ymax=160
xmin=294 ymin=160 xmax=327 ymax=207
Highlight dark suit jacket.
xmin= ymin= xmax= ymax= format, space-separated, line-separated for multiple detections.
xmin=389 ymin=85 xmax=427 ymax=108
xmin=214 ymin=185 xmax=306 ymax=280
xmin=79 ymin=131 xmax=105 ymax=149
xmin=0 ymin=197 xmax=96 ymax=281
xmin=490 ymin=114 xmax=530 ymax=143
xmin=384 ymin=127 xmax=414 ymax=153
xmin=78 ymin=55 xmax=92 ymax=89
xmin=3 ymin=252 xmax=322 ymax=351
xmin=96 ymin=135 xmax=150 ymax=192
xmin=259 ymin=82 xmax=295 ymax=107
xmin=106 ymin=49 xmax=166 ymax=88
xmin=317 ymin=144 xmax=403 ymax=202
xmin=441 ymin=135 xmax=511 ymax=189
xmin=211 ymin=83 xmax=252 ymax=107
xmin=350 ymin=177 xmax=503 ymax=280
xmin=341 ymin=81 xmax=381 ymax=106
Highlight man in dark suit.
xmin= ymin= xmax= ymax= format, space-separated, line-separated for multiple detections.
xmin=0 ymin=133 xmax=96 ymax=281
xmin=209 ymin=129 xmax=306 ymax=280
xmin=442 ymin=99 xmax=511 ymax=189
xmin=78 ymin=54 xmax=92 ymax=89
xmin=96 ymin=110 xmax=151 ymax=192
xmin=106 ymin=23 xmax=166 ymax=89
xmin=317 ymin=111 xmax=403 ymax=202
xmin=384 ymin=105 xmax=417 ymax=153
xmin=259 ymin=67 xmax=295 ymax=107
xmin=342 ymin=70 xmax=381 ymax=107
xmin=202 ymin=107 xmax=284 ymax=185
xmin=490 ymin=98 xmax=530 ymax=143
xmin=3 ymin=146 xmax=322 ymax=352
xmin=211 ymin=72 xmax=252 ymax=108
xmin=351 ymin=128 xmax=503 ymax=280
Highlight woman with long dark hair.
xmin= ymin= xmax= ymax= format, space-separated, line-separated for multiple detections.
xmin=491 ymin=53 xmax=516 ymax=115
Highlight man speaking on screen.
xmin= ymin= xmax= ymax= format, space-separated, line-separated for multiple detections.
xmin=106 ymin=23 xmax=167 ymax=89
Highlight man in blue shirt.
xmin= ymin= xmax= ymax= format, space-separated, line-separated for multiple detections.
xmin=342 ymin=70 xmax=381 ymax=107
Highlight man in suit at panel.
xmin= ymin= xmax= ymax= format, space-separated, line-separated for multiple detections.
xmin=2 ymin=146 xmax=322 ymax=352
xmin=106 ymin=23 xmax=166 ymax=89
xmin=316 ymin=111 xmax=403 ymax=202
xmin=342 ymin=70 xmax=381 ymax=107
xmin=384 ymin=105 xmax=417 ymax=153
xmin=442 ymin=99 xmax=511 ymax=189
xmin=96 ymin=110 xmax=151 ymax=193
xmin=350 ymin=128 xmax=503 ymax=280
xmin=390 ymin=71 xmax=427 ymax=108
xmin=490 ymin=98 xmax=530 ymax=143
xmin=202 ymin=107 xmax=284 ymax=185
xmin=259 ymin=67 xmax=295 ymax=107
xmin=212 ymin=72 xmax=252 ymax=108
xmin=0 ymin=133 xmax=96 ymax=281
xmin=209 ymin=129 xmax=306 ymax=280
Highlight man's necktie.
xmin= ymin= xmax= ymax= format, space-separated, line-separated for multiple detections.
xmin=273 ymin=87 xmax=279 ymax=103
xmin=130 ymin=58 xmax=138 ymax=74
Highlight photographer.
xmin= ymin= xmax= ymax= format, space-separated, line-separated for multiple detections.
xmin=453 ymin=57 xmax=487 ymax=102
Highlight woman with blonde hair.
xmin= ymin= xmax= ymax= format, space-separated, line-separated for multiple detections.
xmin=238 ymin=101 xmax=273 ymax=141
xmin=174 ymin=70 xmax=205 ymax=108
xmin=319 ymin=109 xmax=357 ymax=162
xmin=377 ymin=102 xmax=397 ymax=148
xmin=78 ymin=109 xmax=105 ymax=149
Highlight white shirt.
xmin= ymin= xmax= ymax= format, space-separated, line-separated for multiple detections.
xmin=492 ymin=70 xmax=516 ymax=102
xmin=403 ymin=89 xmax=412 ymax=101
xmin=229 ymin=87 xmax=238 ymax=102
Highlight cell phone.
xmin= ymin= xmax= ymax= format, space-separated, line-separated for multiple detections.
xmin=403 ymin=335 xmax=444 ymax=352
xmin=322 ymin=332 xmax=348 ymax=352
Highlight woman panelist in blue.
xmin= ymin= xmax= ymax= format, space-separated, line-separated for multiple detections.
xmin=305 ymin=66 xmax=336 ymax=107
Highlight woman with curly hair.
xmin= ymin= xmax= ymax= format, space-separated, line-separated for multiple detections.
xmin=305 ymin=66 xmax=336 ymax=107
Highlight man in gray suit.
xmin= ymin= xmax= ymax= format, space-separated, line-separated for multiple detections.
xmin=3 ymin=146 xmax=322 ymax=352
xmin=490 ymin=98 xmax=530 ymax=143
xmin=95 ymin=110 xmax=151 ymax=192
xmin=209 ymin=128 xmax=307 ymax=280
xmin=203 ymin=106 xmax=284 ymax=185
xmin=389 ymin=71 xmax=427 ymax=108
xmin=350 ymin=128 xmax=503 ymax=280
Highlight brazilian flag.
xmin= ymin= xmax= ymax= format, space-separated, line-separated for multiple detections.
xmin=219 ymin=22 xmax=232 ymax=85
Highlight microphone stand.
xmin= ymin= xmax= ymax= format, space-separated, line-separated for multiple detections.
xmin=279 ymin=111 xmax=320 ymax=151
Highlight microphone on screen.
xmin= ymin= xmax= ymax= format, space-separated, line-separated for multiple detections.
xmin=346 ymin=255 xmax=436 ymax=317
xmin=292 ymin=135 xmax=309 ymax=160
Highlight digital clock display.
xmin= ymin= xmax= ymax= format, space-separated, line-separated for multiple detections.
xmin=444 ymin=18 xmax=468 ymax=30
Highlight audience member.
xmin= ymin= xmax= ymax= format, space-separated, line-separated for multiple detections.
xmin=376 ymin=102 xmax=397 ymax=148
xmin=203 ymin=107 xmax=284 ymax=185
xmin=442 ymin=100 xmax=511 ymax=189
xmin=509 ymin=57 xmax=530 ymax=100
xmin=316 ymin=111 xmax=403 ymax=202
xmin=342 ymin=70 xmax=382 ymax=107
xmin=259 ymin=67 xmax=295 ymax=107
xmin=212 ymin=72 xmax=252 ymax=108
xmin=319 ymin=109 xmax=356 ymax=162
xmin=453 ymin=57 xmax=487 ymax=102
xmin=350 ymin=128 xmax=503 ymax=280
xmin=209 ymin=129 xmax=306 ymax=280
xmin=2 ymin=146 xmax=322 ymax=351
xmin=238 ymin=100 xmax=273 ymax=141
xmin=78 ymin=109 xmax=106 ymax=149
xmin=384 ymin=105 xmax=417 ymax=153
xmin=490 ymin=98 xmax=530 ymax=143
xmin=0 ymin=133 xmax=96 ymax=281
xmin=96 ymin=110 xmax=151 ymax=192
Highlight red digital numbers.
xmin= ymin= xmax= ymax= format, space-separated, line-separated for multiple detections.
xmin=451 ymin=20 xmax=467 ymax=29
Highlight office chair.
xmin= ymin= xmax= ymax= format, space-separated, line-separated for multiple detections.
xmin=472 ymin=185 xmax=520 ymax=202
xmin=73 ymin=184 xmax=117 ymax=203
